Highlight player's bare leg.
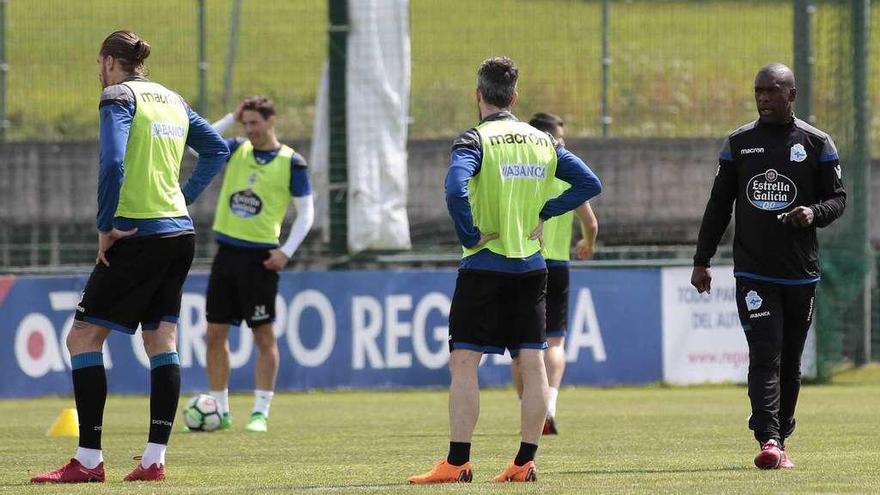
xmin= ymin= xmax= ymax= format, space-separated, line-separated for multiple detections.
xmin=511 ymin=358 xmax=525 ymax=399
xmin=125 ymin=321 xmax=180 ymax=481
xmin=545 ymin=337 xmax=565 ymax=391
xmin=66 ymin=321 xmax=111 ymax=356
xmin=206 ymin=323 xmax=231 ymax=391
xmin=206 ymin=323 xmax=232 ymax=427
xmin=512 ymin=337 xmax=563 ymax=435
xmin=543 ymin=336 xmax=565 ymax=434
xmin=449 ymin=349 xmax=482 ymax=443
xmin=408 ymin=349 xmax=480 ymax=484
xmin=253 ymin=323 xmax=279 ymax=391
xmin=495 ymin=349 xmax=547 ymax=482
xmin=518 ymin=349 xmax=549 ymax=445
xmin=247 ymin=323 xmax=278 ymax=432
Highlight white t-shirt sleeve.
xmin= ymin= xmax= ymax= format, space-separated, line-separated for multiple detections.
xmin=279 ymin=195 xmax=315 ymax=258
xmin=211 ymin=113 xmax=236 ymax=134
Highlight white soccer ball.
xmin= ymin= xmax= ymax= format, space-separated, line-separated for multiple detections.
xmin=183 ymin=393 xmax=222 ymax=432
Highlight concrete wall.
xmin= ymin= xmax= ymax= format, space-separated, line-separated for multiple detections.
xmin=0 ymin=139 xmax=875 ymax=249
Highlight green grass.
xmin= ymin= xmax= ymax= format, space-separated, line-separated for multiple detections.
xmin=2 ymin=377 xmax=880 ymax=494
xmin=5 ymin=0 xmax=879 ymax=145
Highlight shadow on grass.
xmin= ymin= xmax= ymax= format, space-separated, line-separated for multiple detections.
xmin=556 ymin=466 xmax=751 ymax=475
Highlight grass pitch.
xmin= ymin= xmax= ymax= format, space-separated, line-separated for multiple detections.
xmin=1 ymin=370 xmax=879 ymax=494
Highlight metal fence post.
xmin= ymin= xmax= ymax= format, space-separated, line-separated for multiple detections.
xmin=600 ymin=0 xmax=611 ymax=137
xmin=222 ymin=0 xmax=243 ymax=111
xmin=197 ymin=0 xmax=208 ymax=115
xmin=0 ymin=0 xmax=8 ymax=141
xmin=793 ymin=0 xmax=815 ymax=124
xmin=328 ymin=0 xmax=349 ymax=257
xmin=852 ymin=0 xmax=872 ymax=364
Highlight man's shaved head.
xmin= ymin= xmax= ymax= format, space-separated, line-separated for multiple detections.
xmin=754 ymin=63 xmax=797 ymax=124
xmin=756 ymin=63 xmax=796 ymax=89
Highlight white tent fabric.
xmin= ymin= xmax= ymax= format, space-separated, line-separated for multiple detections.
xmin=345 ymin=0 xmax=412 ymax=252
xmin=310 ymin=1 xmax=412 ymax=252
xmin=309 ymin=63 xmax=331 ymax=243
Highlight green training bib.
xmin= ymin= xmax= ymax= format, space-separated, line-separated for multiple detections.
xmin=213 ymin=140 xmax=294 ymax=244
xmin=541 ymin=179 xmax=575 ymax=261
xmin=115 ymin=81 xmax=190 ymax=219
xmin=465 ymin=120 xmax=558 ymax=258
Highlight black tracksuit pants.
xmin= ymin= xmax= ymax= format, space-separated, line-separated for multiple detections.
xmin=735 ymin=278 xmax=816 ymax=445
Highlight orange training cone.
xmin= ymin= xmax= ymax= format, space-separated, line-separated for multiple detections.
xmin=47 ymin=408 xmax=79 ymax=437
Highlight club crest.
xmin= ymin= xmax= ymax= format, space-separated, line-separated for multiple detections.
xmin=745 ymin=290 xmax=763 ymax=311
xmin=790 ymin=143 xmax=807 ymax=163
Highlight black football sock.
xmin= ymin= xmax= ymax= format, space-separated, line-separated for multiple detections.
xmin=148 ymin=352 xmax=181 ymax=445
xmin=514 ymin=442 xmax=538 ymax=466
xmin=447 ymin=442 xmax=471 ymax=466
xmin=71 ymin=352 xmax=107 ymax=449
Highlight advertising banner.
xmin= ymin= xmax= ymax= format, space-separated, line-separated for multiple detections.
xmin=0 ymin=268 xmax=661 ymax=398
xmin=661 ymin=266 xmax=816 ymax=385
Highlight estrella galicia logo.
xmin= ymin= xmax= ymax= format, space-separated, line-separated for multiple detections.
xmin=745 ymin=290 xmax=763 ymax=311
xmin=229 ymin=190 xmax=263 ymax=218
xmin=790 ymin=143 xmax=807 ymax=162
xmin=747 ymin=168 xmax=798 ymax=211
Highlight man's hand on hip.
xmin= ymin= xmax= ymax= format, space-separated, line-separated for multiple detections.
xmin=528 ymin=219 xmax=545 ymax=248
xmin=97 ymin=228 xmax=138 ymax=267
xmin=263 ymin=249 xmax=289 ymax=271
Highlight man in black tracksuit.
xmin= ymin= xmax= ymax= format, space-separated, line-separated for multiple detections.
xmin=692 ymin=63 xmax=845 ymax=470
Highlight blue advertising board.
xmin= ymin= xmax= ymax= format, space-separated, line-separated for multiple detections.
xmin=0 ymin=268 xmax=661 ymax=398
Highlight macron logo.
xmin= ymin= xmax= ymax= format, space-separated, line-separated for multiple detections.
xmin=741 ymin=148 xmax=765 ymax=155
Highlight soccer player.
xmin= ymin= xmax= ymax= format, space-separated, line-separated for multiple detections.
xmin=204 ymin=97 xmax=314 ymax=432
xmin=408 ymin=57 xmax=601 ymax=484
xmin=692 ymin=63 xmax=845 ymax=469
xmin=510 ymin=112 xmax=598 ymax=435
xmin=31 ymin=31 xmax=228 ymax=483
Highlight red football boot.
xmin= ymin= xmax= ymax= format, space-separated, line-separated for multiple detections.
xmin=754 ymin=439 xmax=782 ymax=470
xmin=779 ymin=446 xmax=795 ymax=469
xmin=542 ymin=416 xmax=558 ymax=435
xmin=123 ymin=460 xmax=166 ymax=482
xmin=31 ymin=458 xmax=105 ymax=483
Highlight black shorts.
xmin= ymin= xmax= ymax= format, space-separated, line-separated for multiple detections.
xmin=545 ymin=265 xmax=569 ymax=337
xmin=206 ymin=243 xmax=279 ymax=327
xmin=448 ymin=269 xmax=548 ymax=357
xmin=75 ymin=233 xmax=195 ymax=334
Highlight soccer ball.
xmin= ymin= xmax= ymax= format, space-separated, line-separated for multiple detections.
xmin=183 ymin=394 xmax=222 ymax=432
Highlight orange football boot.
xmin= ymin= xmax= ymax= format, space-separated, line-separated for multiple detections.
xmin=493 ymin=461 xmax=537 ymax=482
xmin=407 ymin=459 xmax=473 ymax=484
